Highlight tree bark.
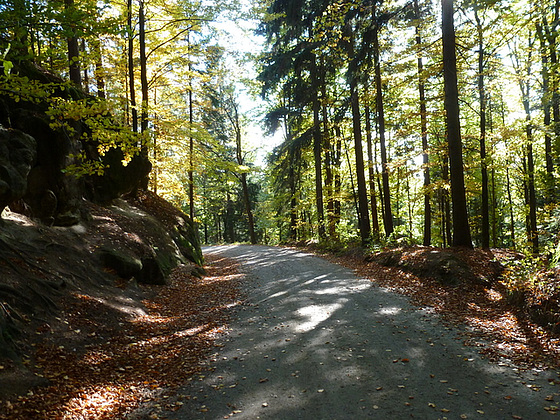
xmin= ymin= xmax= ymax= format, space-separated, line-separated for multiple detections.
xmin=373 ymin=12 xmax=393 ymax=238
xmin=311 ymin=54 xmax=326 ymax=240
xmin=345 ymin=23 xmax=370 ymax=244
xmin=232 ymin=101 xmax=257 ymax=244
xmin=365 ymin=105 xmax=380 ymax=241
xmin=65 ymin=0 xmax=81 ymax=87
xmin=537 ymin=21 xmax=555 ymax=201
xmin=93 ymin=39 xmax=106 ymax=99
xmin=350 ymin=84 xmax=371 ymax=244
xmin=474 ymin=8 xmax=489 ymax=248
xmin=414 ymin=0 xmax=431 ymax=246
xmin=322 ymin=82 xmax=336 ymax=239
xmin=127 ymin=0 xmax=138 ymax=133
xmin=441 ymin=0 xmax=472 ymax=248
xmin=139 ymin=0 xmax=149 ymax=133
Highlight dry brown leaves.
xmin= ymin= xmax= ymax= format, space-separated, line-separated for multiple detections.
xmin=0 ymin=254 xmax=242 ymax=420
xmin=324 ymin=247 xmax=560 ymax=371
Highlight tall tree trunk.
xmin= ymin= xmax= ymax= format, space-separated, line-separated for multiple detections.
xmin=414 ymin=0 xmax=431 ymax=246
xmin=187 ymin=34 xmax=195 ymax=220
xmin=289 ymin=164 xmax=297 ymax=241
xmin=350 ymin=85 xmax=371 ymax=244
xmin=80 ymin=39 xmax=89 ymax=93
xmin=127 ymin=0 xmax=138 ymax=133
xmin=506 ymin=165 xmax=516 ymax=250
xmin=537 ymin=20 xmax=556 ymax=201
xmin=441 ymin=0 xmax=472 ymax=248
xmin=474 ymin=8 xmax=489 ymax=248
xmin=373 ymin=11 xmax=393 ymax=238
xmin=139 ymin=0 xmax=149 ymax=134
xmin=514 ymin=34 xmax=538 ymax=253
xmin=310 ymin=54 xmax=326 ymax=240
xmin=65 ymin=0 xmax=81 ymax=87
xmin=334 ymin=128 xmax=342 ymax=226
xmin=231 ymin=101 xmax=257 ymax=244
xmin=540 ymin=6 xmax=560 ymax=167
xmin=188 ymin=87 xmax=195 ymax=220
xmin=525 ymin=121 xmax=538 ymax=254
xmin=322 ymin=81 xmax=336 ymax=238
xmin=441 ymin=152 xmax=452 ymax=247
xmin=365 ymin=105 xmax=380 ymax=241
xmin=345 ymin=23 xmax=371 ymax=244
xmin=93 ymin=39 xmax=106 ymax=99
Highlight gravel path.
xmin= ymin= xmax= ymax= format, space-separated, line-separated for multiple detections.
xmin=169 ymin=245 xmax=559 ymax=419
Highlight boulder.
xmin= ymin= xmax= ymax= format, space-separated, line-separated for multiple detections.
xmin=98 ymin=246 xmax=143 ymax=279
xmin=0 ymin=127 xmax=37 ymax=214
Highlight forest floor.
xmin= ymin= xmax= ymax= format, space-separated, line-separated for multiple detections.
xmin=1 ymin=240 xmax=560 ymax=418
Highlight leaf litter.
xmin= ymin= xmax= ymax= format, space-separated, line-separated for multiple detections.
xmin=0 ymin=254 xmax=243 ymax=419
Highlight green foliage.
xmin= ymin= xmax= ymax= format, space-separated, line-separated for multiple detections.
xmin=47 ymin=97 xmax=144 ymax=176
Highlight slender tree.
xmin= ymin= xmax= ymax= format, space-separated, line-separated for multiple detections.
xmin=372 ymin=6 xmax=394 ymax=238
xmin=441 ymin=0 xmax=472 ymax=247
xmin=414 ymin=0 xmax=431 ymax=246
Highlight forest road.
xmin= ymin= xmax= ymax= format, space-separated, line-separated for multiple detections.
xmin=166 ymin=245 xmax=559 ymax=419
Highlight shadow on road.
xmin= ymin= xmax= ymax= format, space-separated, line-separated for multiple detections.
xmin=169 ymin=245 xmax=559 ymax=419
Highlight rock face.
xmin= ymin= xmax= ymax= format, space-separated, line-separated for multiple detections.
xmin=0 ymin=62 xmax=152 ymax=223
xmin=0 ymin=63 xmax=202 ymax=281
xmin=94 ymin=192 xmax=204 ymax=284
xmin=0 ymin=127 xmax=36 ymax=214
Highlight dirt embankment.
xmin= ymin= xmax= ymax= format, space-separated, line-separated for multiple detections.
xmin=0 ymin=191 xmax=203 ymax=399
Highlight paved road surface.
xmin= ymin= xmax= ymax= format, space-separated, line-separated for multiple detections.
xmin=165 ymin=245 xmax=559 ymax=419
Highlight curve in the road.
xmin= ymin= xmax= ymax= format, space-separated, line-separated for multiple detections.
xmin=168 ymin=245 xmax=559 ymax=420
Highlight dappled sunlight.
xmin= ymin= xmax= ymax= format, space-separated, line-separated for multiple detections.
xmin=74 ymin=293 xmax=147 ymax=318
xmin=2 ymin=252 xmax=241 ymax=419
xmin=485 ymin=288 xmax=503 ymax=302
xmin=378 ymin=306 xmax=402 ymax=315
xmin=295 ymin=303 xmax=344 ymax=332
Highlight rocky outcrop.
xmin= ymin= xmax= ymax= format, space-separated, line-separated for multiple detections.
xmin=0 ymin=127 xmax=36 ymax=215
xmin=0 ymin=62 xmax=152 ymax=223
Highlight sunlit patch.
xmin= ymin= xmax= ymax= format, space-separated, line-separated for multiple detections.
xmin=61 ymin=385 xmax=129 ymax=419
xmin=314 ymin=287 xmax=347 ymax=295
xmin=467 ymin=302 xmax=481 ymax=311
xmin=378 ymin=306 xmax=402 ymax=315
xmin=295 ymin=303 xmax=343 ymax=332
xmin=485 ymin=288 xmax=503 ymax=302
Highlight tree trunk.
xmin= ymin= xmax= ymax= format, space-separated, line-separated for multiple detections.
xmin=540 ymin=7 xmax=560 ymax=170
xmin=93 ymin=39 xmax=106 ymax=99
xmin=139 ymin=0 xmax=149 ymax=133
xmin=311 ymin=54 xmax=326 ymax=240
xmin=350 ymin=84 xmax=371 ymax=244
xmin=414 ymin=0 xmax=431 ymax=246
xmin=474 ymin=8 xmax=490 ymax=249
xmin=188 ymin=34 xmax=195 ymax=220
xmin=231 ymin=101 xmax=257 ymax=245
xmin=373 ymin=12 xmax=393 ymax=238
xmin=365 ymin=106 xmax=380 ymax=241
xmin=188 ymin=86 xmax=195 ymax=220
xmin=345 ymin=23 xmax=370 ymax=244
xmin=65 ymin=0 xmax=81 ymax=87
xmin=321 ymin=65 xmax=336 ymax=239
xmin=127 ymin=0 xmax=138 ymax=133
xmin=506 ymin=165 xmax=516 ymax=250
xmin=441 ymin=0 xmax=472 ymax=248
xmin=334 ymin=128 xmax=342 ymax=225
xmin=441 ymin=152 xmax=452 ymax=247
xmin=537 ymin=21 xmax=555 ymax=201
xmin=515 ymin=33 xmax=538 ymax=253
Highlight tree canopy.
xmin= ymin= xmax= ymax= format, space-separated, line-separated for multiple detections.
xmin=1 ymin=0 xmax=560 ymax=257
